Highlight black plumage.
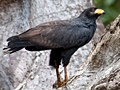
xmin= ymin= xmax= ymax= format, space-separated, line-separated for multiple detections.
xmin=3 ymin=7 xmax=105 ymax=87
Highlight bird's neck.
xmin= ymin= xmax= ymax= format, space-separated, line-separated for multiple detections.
xmin=78 ymin=13 xmax=98 ymax=23
xmin=78 ymin=16 xmax=96 ymax=27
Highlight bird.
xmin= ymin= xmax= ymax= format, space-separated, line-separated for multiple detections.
xmin=3 ymin=7 xmax=105 ymax=87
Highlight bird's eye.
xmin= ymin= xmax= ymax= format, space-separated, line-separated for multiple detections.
xmin=92 ymin=8 xmax=95 ymax=12
xmin=89 ymin=9 xmax=95 ymax=15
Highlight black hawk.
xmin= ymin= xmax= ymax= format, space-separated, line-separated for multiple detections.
xmin=3 ymin=7 xmax=105 ymax=87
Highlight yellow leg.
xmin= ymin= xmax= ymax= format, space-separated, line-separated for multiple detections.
xmin=54 ymin=60 xmax=68 ymax=87
xmin=64 ymin=66 xmax=68 ymax=82
xmin=60 ymin=66 xmax=68 ymax=86
xmin=54 ymin=60 xmax=62 ymax=87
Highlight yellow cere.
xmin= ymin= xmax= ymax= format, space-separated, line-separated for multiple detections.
xmin=95 ymin=9 xmax=105 ymax=14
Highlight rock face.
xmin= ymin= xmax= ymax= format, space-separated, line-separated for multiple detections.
xmin=0 ymin=0 xmax=104 ymax=90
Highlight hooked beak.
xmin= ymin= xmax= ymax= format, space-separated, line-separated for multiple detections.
xmin=95 ymin=9 xmax=105 ymax=15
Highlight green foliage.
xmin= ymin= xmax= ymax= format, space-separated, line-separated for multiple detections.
xmin=94 ymin=0 xmax=120 ymax=26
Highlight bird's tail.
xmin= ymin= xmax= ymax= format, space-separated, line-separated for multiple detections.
xmin=3 ymin=35 xmax=31 ymax=54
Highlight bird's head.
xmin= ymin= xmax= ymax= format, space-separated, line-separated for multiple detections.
xmin=80 ymin=7 xmax=105 ymax=19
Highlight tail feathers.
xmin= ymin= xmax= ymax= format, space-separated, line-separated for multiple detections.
xmin=7 ymin=36 xmax=19 ymax=41
xmin=3 ymin=47 xmax=23 ymax=54
xmin=3 ymin=35 xmax=33 ymax=54
xmin=8 ymin=41 xmax=31 ymax=48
